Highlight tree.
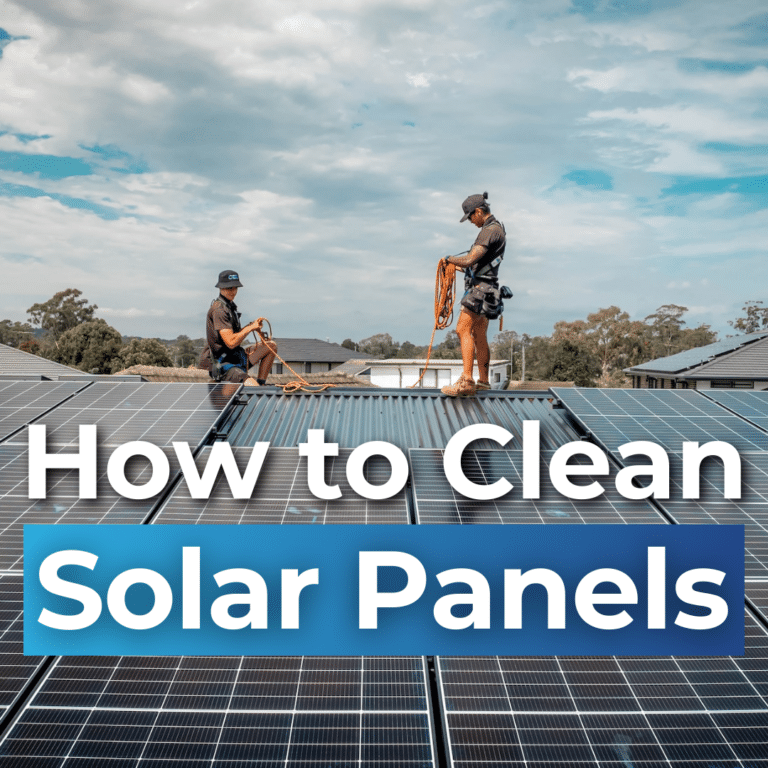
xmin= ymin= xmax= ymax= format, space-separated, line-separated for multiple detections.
xmin=396 ymin=340 xmax=426 ymax=359
xmin=545 ymin=339 xmax=601 ymax=387
xmin=27 ymin=289 xmax=98 ymax=340
xmin=0 ymin=319 xmax=36 ymax=348
xmin=115 ymin=338 xmax=174 ymax=369
xmin=432 ymin=330 xmax=461 ymax=359
xmin=729 ymin=300 xmax=768 ymax=333
xmin=48 ymin=319 xmax=123 ymax=373
xmin=358 ymin=333 xmax=400 ymax=358
xmin=341 ymin=338 xmax=356 ymax=351
xmin=173 ymin=335 xmax=197 ymax=367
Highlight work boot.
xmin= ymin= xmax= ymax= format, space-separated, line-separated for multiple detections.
xmin=441 ymin=374 xmax=477 ymax=397
xmin=476 ymin=381 xmax=491 ymax=391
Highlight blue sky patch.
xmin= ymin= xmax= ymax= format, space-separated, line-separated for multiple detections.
xmin=570 ymin=0 xmax=685 ymax=20
xmin=80 ymin=144 xmax=149 ymax=174
xmin=0 ymin=181 xmax=121 ymax=220
xmin=0 ymin=151 xmax=93 ymax=179
xmin=734 ymin=13 xmax=768 ymax=46
xmin=662 ymin=174 xmax=768 ymax=197
xmin=561 ymin=169 xmax=614 ymax=190
xmin=678 ymin=58 xmax=765 ymax=74
xmin=701 ymin=142 xmax=768 ymax=156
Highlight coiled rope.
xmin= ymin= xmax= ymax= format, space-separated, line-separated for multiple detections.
xmin=251 ymin=320 xmax=337 ymax=393
xmin=409 ymin=259 xmax=458 ymax=388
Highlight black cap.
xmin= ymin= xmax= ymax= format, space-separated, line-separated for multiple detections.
xmin=216 ymin=269 xmax=243 ymax=288
xmin=460 ymin=191 xmax=488 ymax=222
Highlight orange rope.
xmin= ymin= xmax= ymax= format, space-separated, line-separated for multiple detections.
xmin=251 ymin=322 xmax=337 ymax=394
xmin=409 ymin=259 xmax=458 ymax=388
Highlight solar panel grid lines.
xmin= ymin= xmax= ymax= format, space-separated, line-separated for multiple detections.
xmin=5 ymin=381 xmax=239 ymax=449
xmin=703 ymin=390 xmax=768 ymax=434
xmin=0 ymin=656 xmax=436 ymax=767
xmin=552 ymin=387 xmax=768 ymax=454
xmin=435 ymin=609 xmax=768 ymax=767
xmin=410 ymin=449 xmax=669 ymax=526
xmin=0 ymin=381 xmax=90 ymax=445
xmin=0 ymin=446 xmax=185 ymax=571
xmin=153 ymin=447 xmax=409 ymax=526
xmin=747 ymin=582 xmax=768 ymax=625
xmin=0 ymin=574 xmax=45 ymax=721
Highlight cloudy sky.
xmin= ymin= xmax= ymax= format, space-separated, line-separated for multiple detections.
xmin=1 ymin=0 xmax=767 ymax=344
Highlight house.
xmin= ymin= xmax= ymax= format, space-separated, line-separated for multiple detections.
xmin=340 ymin=357 xmax=509 ymax=389
xmin=624 ymin=331 xmax=768 ymax=390
xmin=267 ymin=338 xmax=360 ymax=375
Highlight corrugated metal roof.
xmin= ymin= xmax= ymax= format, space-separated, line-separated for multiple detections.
xmin=625 ymin=332 xmax=768 ymax=374
xmin=222 ymin=388 xmax=579 ymax=450
xmin=685 ymin=334 xmax=768 ymax=379
xmin=0 ymin=343 xmax=83 ymax=378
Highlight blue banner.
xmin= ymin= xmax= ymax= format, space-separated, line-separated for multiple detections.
xmin=24 ymin=524 xmax=744 ymax=656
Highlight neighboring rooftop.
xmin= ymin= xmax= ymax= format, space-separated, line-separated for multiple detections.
xmin=0 ymin=343 xmax=83 ymax=379
xmin=270 ymin=338 xmax=360 ymax=363
xmin=625 ymin=331 xmax=768 ymax=375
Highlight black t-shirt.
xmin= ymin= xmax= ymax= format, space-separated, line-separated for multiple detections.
xmin=472 ymin=215 xmax=506 ymax=280
xmin=206 ymin=295 xmax=243 ymax=365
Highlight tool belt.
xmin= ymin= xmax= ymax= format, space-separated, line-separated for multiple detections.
xmin=210 ymin=347 xmax=248 ymax=381
xmin=460 ymin=281 xmax=513 ymax=319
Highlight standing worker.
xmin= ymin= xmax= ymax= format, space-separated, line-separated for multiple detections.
xmin=441 ymin=192 xmax=506 ymax=397
xmin=200 ymin=269 xmax=278 ymax=386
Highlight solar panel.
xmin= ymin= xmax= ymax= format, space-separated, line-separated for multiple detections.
xmin=4 ymin=381 xmax=238 ymax=448
xmin=649 ymin=452 xmax=768 ymax=578
xmin=0 ymin=382 xmax=240 ymax=571
xmin=704 ymin=389 xmax=768 ymax=433
xmin=747 ymin=582 xmax=768 ymax=623
xmin=0 ymin=656 xmax=435 ymax=766
xmin=0 ymin=380 xmax=89 ymax=443
xmin=0 ymin=449 xmax=437 ymax=766
xmin=0 ymin=574 xmax=45 ymax=721
xmin=553 ymin=387 xmax=768 ymax=453
xmin=153 ymin=447 xmax=410 ymax=525
xmin=410 ymin=449 xmax=668 ymax=525
xmin=437 ymin=608 xmax=768 ymax=767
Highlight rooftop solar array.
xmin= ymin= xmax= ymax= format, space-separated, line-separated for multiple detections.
xmin=629 ymin=331 xmax=768 ymax=373
xmin=4 ymin=381 xmax=238 ymax=448
xmin=704 ymin=389 xmax=768 ymax=433
xmin=0 ymin=380 xmax=88 ymax=443
xmin=747 ymin=582 xmax=768 ymax=624
xmin=0 ymin=656 xmax=435 ymax=767
xmin=0 ymin=574 xmax=44 ymax=722
xmin=410 ymin=449 xmax=668 ymax=525
xmin=154 ymin=447 xmax=409 ymax=525
xmin=436 ymin=609 xmax=768 ymax=767
xmin=553 ymin=387 xmax=768 ymax=453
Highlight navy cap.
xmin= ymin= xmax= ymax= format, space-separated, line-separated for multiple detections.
xmin=216 ymin=270 xmax=243 ymax=288
xmin=460 ymin=191 xmax=488 ymax=222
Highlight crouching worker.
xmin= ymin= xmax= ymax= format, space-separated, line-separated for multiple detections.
xmin=199 ymin=269 xmax=278 ymax=386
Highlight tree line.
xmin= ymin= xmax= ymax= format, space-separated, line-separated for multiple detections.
xmin=343 ymin=302 xmax=768 ymax=387
xmin=0 ymin=289 xmax=199 ymax=373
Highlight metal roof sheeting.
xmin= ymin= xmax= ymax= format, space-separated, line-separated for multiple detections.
xmin=625 ymin=332 xmax=768 ymax=374
xmin=0 ymin=343 xmax=82 ymax=378
xmin=222 ymin=388 xmax=579 ymax=450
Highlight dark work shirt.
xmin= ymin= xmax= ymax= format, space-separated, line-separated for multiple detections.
xmin=471 ymin=214 xmax=506 ymax=280
xmin=206 ymin=295 xmax=243 ymax=365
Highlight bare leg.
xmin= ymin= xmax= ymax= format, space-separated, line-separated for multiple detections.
xmin=247 ymin=340 xmax=279 ymax=382
xmin=456 ymin=310 xmax=476 ymax=380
